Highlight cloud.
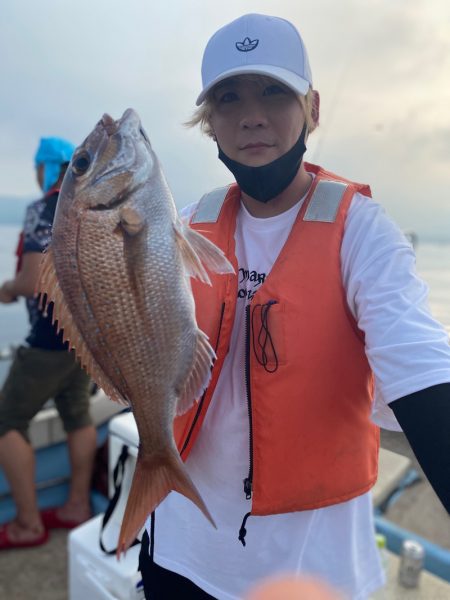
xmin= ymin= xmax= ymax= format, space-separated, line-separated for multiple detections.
xmin=0 ymin=0 xmax=449 ymax=239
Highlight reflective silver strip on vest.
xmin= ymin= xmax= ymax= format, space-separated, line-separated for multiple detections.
xmin=191 ymin=186 xmax=230 ymax=224
xmin=303 ymin=180 xmax=347 ymax=223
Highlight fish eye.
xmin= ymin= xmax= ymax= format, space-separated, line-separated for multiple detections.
xmin=72 ymin=152 xmax=91 ymax=176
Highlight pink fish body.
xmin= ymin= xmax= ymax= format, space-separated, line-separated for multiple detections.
xmin=37 ymin=109 xmax=234 ymax=556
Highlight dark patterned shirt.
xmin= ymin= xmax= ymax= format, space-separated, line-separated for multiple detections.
xmin=23 ymin=191 xmax=68 ymax=350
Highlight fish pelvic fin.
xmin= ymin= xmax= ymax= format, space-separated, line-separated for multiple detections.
xmin=35 ymin=248 xmax=128 ymax=406
xmin=177 ymin=329 xmax=215 ymax=415
xmin=117 ymin=448 xmax=216 ymax=559
xmin=174 ymin=218 xmax=235 ymax=285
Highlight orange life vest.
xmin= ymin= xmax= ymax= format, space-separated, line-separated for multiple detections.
xmin=174 ymin=163 xmax=379 ymax=515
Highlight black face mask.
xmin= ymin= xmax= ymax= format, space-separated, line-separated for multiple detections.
xmin=217 ymin=123 xmax=307 ymax=203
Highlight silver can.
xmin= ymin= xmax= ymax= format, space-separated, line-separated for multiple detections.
xmin=398 ymin=539 xmax=425 ymax=588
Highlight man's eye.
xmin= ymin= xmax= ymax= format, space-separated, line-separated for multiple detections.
xmin=219 ymin=91 xmax=239 ymax=103
xmin=263 ymin=84 xmax=286 ymax=96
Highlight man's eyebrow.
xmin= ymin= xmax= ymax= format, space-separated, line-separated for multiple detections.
xmin=213 ymin=78 xmax=239 ymax=93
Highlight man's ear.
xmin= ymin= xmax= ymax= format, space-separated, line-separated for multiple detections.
xmin=311 ymin=90 xmax=320 ymax=127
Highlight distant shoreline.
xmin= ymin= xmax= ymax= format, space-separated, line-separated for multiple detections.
xmin=0 ymin=203 xmax=449 ymax=244
xmin=0 ymin=197 xmax=33 ymax=226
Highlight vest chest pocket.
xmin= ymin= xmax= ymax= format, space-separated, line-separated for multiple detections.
xmin=250 ymin=300 xmax=287 ymax=370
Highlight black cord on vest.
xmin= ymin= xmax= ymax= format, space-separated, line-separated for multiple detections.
xmin=251 ymin=300 xmax=279 ymax=373
xmin=238 ymin=512 xmax=252 ymax=547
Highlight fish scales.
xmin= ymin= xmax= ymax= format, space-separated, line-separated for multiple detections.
xmin=36 ymin=108 xmax=234 ymax=556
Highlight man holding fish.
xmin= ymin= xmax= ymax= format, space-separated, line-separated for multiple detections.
xmin=135 ymin=13 xmax=450 ymax=600
xmin=32 ymin=12 xmax=449 ymax=600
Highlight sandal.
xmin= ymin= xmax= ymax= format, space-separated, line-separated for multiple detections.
xmin=0 ymin=522 xmax=49 ymax=550
xmin=40 ymin=507 xmax=90 ymax=530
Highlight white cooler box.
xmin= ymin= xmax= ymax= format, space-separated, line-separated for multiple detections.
xmin=108 ymin=411 xmax=139 ymax=497
xmin=68 ymin=514 xmax=144 ymax=600
xmin=107 ymin=411 xmax=141 ymax=543
xmin=68 ymin=413 xmax=143 ymax=600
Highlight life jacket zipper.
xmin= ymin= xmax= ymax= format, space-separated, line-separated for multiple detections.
xmin=180 ymin=302 xmax=226 ymax=457
xmin=243 ymin=303 xmax=254 ymax=500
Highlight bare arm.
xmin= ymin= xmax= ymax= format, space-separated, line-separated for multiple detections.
xmin=0 ymin=252 xmax=42 ymax=302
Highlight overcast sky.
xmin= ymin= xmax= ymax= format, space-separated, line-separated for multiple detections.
xmin=1 ymin=0 xmax=449 ymax=240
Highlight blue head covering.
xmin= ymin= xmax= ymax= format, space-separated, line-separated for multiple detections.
xmin=34 ymin=137 xmax=76 ymax=193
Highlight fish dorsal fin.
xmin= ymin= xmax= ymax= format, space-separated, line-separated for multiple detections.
xmin=176 ymin=329 xmax=216 ymax=415
xmin=173 ymin=219 xmax=234 ymax=285
xmin=37 ymin=248 xmax=128 ymax=406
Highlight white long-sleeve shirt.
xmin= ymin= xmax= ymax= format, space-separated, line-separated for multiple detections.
xmin=148 ymin=182 xmax=450 ymax=600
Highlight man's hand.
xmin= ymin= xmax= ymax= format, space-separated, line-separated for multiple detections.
xmin=0 ymin=281 xmax=17 ymax=303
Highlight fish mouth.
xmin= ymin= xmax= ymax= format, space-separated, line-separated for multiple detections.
xmin=89 ymin=111 xmax=138 ymax=195
xmin=101 ymin=113 xmax=118 ymax=136
xmin=102 ymin=108 xmax=140 ymax=135
xmin=119 ymin=108 xmax=140 ymax=128
xmin=99 ymin=109 xmax=138 ymax=136
xmin=86 ymin=109 xmax=149 ymax=211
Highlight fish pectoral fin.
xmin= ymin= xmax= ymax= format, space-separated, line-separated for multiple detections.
xmin=176 ymin=329 xmax=216 ymax=415
xmin=173 ymin=219 xmax=235 ymax=285
xmin=117 ymin=449 xmax=215 ymax=559
xmin=119 ymin=206 xmax=145 ymax=236
xmin=173 ymin=219 xmax=211 ymax=284
xmin=183 ymin=222 xmax=235 ymax=276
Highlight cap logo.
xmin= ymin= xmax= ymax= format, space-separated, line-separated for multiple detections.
xmin=235 ymin=37 xmax=259 ymax=52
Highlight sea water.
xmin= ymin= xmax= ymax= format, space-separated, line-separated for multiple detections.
xmin=0 ymin=223 xmax=449 ymax=381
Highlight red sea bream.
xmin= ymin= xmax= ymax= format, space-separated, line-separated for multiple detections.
xmin=37 ymin=108 xmax=234 ymax=556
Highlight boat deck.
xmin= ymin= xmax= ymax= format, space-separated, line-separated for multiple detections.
xmin=0 ymin=431 xmax=449 ymax=599
xmin=380 ymin=429 xmax=450 ymax=550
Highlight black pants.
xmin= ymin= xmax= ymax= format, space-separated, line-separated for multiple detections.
xmin=139 ymin=530 xmax=216 ymax=599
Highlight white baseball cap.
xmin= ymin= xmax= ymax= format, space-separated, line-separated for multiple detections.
xmin=196 ymin=13 xmax=313 ymax=106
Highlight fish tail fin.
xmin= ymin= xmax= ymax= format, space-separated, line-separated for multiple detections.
xmin=117 ymin=448 xmax=215 ymax=559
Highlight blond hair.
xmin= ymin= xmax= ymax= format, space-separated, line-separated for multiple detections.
xmin=185 ymin=74 xmax=318 ymax=137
